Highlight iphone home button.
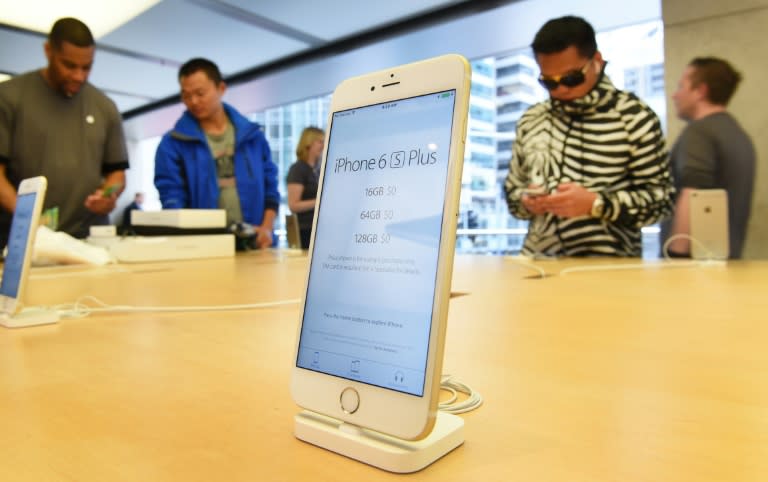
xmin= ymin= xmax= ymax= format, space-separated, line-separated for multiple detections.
xmin=340 ymin=387 xmax=360 ymax=414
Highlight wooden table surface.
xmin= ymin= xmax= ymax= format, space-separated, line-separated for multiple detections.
xmin=1 ymin=251 xmax=766 ymax=481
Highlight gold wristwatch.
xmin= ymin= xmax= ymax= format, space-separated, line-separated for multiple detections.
xmin=590 ymin=194 xmax=605 ymax=218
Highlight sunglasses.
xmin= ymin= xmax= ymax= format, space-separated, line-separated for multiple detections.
xmin=538 ymin=60 xmax=592 ymax=90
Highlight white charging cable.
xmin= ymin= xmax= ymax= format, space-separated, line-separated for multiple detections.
xmin=52 ymin=295 xmax=300 ymax=319
xmin=661 ymin=233 xmax=722 ymax=261
xmin=439 ymin=374 xmax=483 ymax=414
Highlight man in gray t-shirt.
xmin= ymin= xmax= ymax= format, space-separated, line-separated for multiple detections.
xmin=0 ymin=17 xmax=128 ymax=246
xmin=663 ymin=57 xmax=756 ymax=259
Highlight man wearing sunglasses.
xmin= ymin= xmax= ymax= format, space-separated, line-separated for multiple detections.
xmin=504 ymin=16 xmax=673 ymax=257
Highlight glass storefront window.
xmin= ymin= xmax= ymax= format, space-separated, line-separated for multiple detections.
xmin=130 ymin=19 xmax=665 ymax=256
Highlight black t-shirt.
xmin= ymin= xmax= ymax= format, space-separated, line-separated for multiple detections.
xmin=0 ymin=71 xmax=129 ymax=240
xmin=670 ymin=112 xmax=756 ymax=258
xmin=286 ymin=160 xmax=318 ymax=229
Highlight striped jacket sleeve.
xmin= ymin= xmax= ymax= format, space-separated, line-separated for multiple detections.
xmin=604 ymin=97 xmax=674 ymax=228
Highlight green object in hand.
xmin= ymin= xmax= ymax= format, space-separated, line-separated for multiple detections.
xmin=40 ymin=206 xmax=59 ymax=230
xmin=102 ymin=183 xmax=122 ymax=197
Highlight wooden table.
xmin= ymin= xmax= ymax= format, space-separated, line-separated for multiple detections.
xmin=1 ymin=252 xmax=766 ymax=481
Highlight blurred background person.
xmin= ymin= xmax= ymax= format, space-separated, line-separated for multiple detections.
xmin=154 ymin=58 xmax=279 ymax=249
xmin=503 ymin=16 xmax=672 ymax=257
xmin=0 ymin=17 xmax=128 ymax=247
xmin=121 ymin=192 xmax=144 ymax=233
xmin=287 ymin=127 xmax=324 ymax=249
xmin=662 ymin=57 xmax=755 ymax=259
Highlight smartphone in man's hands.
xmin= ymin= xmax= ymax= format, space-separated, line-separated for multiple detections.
xmin=522 ymin=186 xmax=547 ymax=197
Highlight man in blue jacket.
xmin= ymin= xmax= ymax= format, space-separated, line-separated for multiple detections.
xmin=155 ymin=58 xmax=279 ymax=248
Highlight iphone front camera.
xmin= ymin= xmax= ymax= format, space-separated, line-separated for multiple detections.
xmin=370 ymin=86 xmax=375 ymax=91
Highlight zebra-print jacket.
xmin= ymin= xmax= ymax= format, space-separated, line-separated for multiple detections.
xmin=504 ymin=74 xmax=673 ymax=257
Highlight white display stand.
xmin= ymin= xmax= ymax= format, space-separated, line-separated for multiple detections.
xmin=294 ymin=410 xmax=464 ymax=473
xmin=0 ymin=307 xmax=59 ymax=328
xmin=95 ymin=234 xmax=235 ymax=263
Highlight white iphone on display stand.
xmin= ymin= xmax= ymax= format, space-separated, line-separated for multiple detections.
xmin=291 ymin=54 xmax=471 ymax=443
xmin=0 ymin=176 xmax=58 ymax=328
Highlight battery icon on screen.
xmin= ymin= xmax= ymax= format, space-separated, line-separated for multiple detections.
xmin=439 ymin=92 xmax=451 ymax=98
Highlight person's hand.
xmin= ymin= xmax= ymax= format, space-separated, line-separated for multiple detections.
xmin=84 ymin=189 xmax=117 ymax=215
xmin=540 ymin=182 xmax=596 ymax=218
xmin=521 ymin=185 xmax=549 ymax=215
xmin=254 ymin=225 xmax=274 ymax=249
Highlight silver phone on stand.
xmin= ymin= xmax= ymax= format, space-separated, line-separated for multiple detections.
xmin=291 ymin=54 xmax=471 ymax=441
